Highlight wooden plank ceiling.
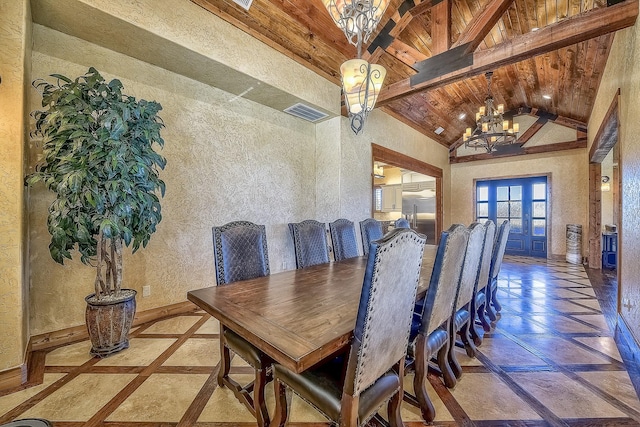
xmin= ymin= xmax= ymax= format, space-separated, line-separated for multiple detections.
xmin=192 ymin=0 xmax=637 ymax=149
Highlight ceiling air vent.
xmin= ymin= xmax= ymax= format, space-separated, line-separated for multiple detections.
xmin=231 ymin=0 xmax=253 ymax=11
xmin=283 ymin=103 xmax=329 ymax=122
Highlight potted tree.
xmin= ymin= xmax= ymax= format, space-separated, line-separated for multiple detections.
xmin=27 ymin=67 xmax=166 ymax=357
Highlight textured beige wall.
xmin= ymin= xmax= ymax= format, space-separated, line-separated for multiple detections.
xmin=315 ymin=118 xmax=342 ymax=223
xmin=589 ymin=25 xmax=640 ymax=343
xmin=0 ymin=0 xmax=30 ymax=372
xmin=339 ymin=110 xmax=451 ymax=248
xmin=27 ymin=21 xmax=446 ymax=336
xmin=31 ymin=0 xmax=338 ymax=116
xmin=525 ymin=122 xmax=576 ymax=148
xmin=450 ymin=149 xmax=588 ymax=256
xmin=29 ymin=26 xmax=319 ymax=335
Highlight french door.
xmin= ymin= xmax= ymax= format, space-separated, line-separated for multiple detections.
xmin=476 ymin=176 xmax=548 ymax=257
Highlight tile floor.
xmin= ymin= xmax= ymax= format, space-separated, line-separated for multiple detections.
xmin=1 ymin=256 xmax=640 ymax=426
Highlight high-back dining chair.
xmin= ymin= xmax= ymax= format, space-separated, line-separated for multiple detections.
xmin=212 ymin=221 xmax=271 ymax=427
xmin=448 ymin=222 xmax=485 ymax=379
xmin=329 ymin=218 xmax=360 ymax=261
xmin=406 ymin=224 xmax=468 ymax=423
xmin=359 ymin=218 xmax=383 ymax=256
xmin=395 ymin=218 xmax=410 ymax=228
xmin=288 ymin=220 xmax=330 ymax=268
xmin=485 ymin=220 xmax=511 ymax=324
xmin=271 ymin=228 xmax=426 ymax=427
xmin=213 ymin=221 xmax=270 ymax=285
xmin=469 ymin=220 xmax=496 ymax=342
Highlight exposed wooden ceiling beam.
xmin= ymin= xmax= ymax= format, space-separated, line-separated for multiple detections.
xmin=517 ymin=116 xmax=548 ymax=144
xmin=389 ymin=8 xmax=416 ymax=37
xmin=385 ymin=39 xmax=428 ymax=67
xmin=376 ymin=0 xmax=638 ymax=106
xmin=385 ymin=0 xmax=433 ymax=38
xmin=520 ymin=107 xmax=588 ymax=131
xmin=367 ymin=0 xmax=418 ymax=58
xmin=451 ymin=0 xmax=516 ymax=54
xmin=408 ymin=0 xmax=435 ymax=17
xmin=363 ymin=46 xmax=386 ymax=63
xmin=431 ymin=0 xmax=452 ymax=54
xmin=447 ymin=107 xmax=588 ymax=152
xmin=450 ymin=133 xmax=587 ymax=163
xmin=590 ymin=90 xmax=620 ymax=163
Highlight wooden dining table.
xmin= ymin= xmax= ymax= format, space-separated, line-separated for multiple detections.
xmin=187 ymin=244 xmax=437 ymax=374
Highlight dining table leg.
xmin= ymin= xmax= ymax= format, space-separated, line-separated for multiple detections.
xmin=218 ymin=325 xmax=231 ymax=387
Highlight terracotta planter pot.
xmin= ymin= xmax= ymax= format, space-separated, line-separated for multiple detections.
xmin=85 ymin=289 xmax=137 ymax=357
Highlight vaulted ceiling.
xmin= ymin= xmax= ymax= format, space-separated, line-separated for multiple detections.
xmin=191 ymin=0 xmax=637 ymax=150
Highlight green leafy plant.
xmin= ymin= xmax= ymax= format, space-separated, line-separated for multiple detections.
xmin=27 ymin=67 xmax=166 ymax=300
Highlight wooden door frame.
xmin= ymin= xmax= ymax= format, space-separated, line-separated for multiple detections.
xmin=588 ymin=89 xmax=621 ymax=270
xmin=371 ymin=144 xmax=443 ymax=243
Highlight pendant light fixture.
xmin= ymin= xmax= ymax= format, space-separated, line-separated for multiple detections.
xmin=323 ymin=0 xmax=390 ymax=134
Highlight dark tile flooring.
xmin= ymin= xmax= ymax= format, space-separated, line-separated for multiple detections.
xmin=1 ymin=256 xmax=639 ymax=426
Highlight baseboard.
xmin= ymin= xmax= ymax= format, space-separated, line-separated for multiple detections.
xmin=617 ymin=314 xmax=640 ymax=360
xmin=0 ymin=364 xmax=26 ymax=393
xmin=0 ymin=300 xmax=200 ymax=393
xmin=29 ymin=300 xmax=200 ymax=352
xmin=616 ymin=314 xmax=640 ymax=397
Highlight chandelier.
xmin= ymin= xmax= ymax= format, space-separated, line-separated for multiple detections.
xmin=463 ymin=72 xmax=520 ymax=152
xmin=323 ymin=0 xmax=390 ymax=134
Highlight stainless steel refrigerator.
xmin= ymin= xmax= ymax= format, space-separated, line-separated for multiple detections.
xmin=401 ymin=182 xmax=436 ymax=244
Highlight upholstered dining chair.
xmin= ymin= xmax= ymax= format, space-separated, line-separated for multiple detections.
xmin=359 ymin=218 xmax=383 ymax=256
xmin=271 ymin=228 xmax=426 ymax=427
xmin=485 ymin=220 xmax=511 ymax=324
xmin=288 ymin=220 xmax=330 ymax=269
xmin=406 ymin=224 xmax=468 ymax=423
xmin=469 ymin=220 xmax=496 ymax=342
xmin=212 ymin=221 xmax=271 ymax=427
xmin=395 ymin=218 xmax=410 ymax=228
xmin=448 ymin=222 xmax=485 ymax=379
xmin=329 ymin=218 xmax=360 ymax=261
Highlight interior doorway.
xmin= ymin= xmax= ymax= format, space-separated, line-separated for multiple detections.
xmin=373 ymin=165 xmax=437 ymax=244
xmin=588 ymin=89 xmax=621 ymax=272
xmin=371 ymin=144 xmax=443 ymax=244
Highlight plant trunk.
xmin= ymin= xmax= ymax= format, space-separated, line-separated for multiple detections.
xmin=94 ymin=233 xmax=123 ymax=299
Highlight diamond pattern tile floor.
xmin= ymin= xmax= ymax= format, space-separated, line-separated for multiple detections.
xmin=1 ymin=256 xmax=639 ymax=426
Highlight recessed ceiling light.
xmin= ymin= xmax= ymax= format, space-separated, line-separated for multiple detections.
xmin=435 ymin=126 xmax=445 ymax=135
xmin=543 ymin=94 xmax=552 ymax=100
xmin=532 ymin=27 xmax=539 ymax=31
xmin=458 ymin=113 xmax=466 ymax=120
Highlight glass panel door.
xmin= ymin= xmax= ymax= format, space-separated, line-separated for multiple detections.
xmin=476 ymin=176 xmax=547 ymax=257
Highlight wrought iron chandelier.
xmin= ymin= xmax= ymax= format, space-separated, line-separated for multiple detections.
xmin=323 ymin=0 xmax=390 ymax=134
xmin=463 ymin=72 xmax=520 ymax=152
